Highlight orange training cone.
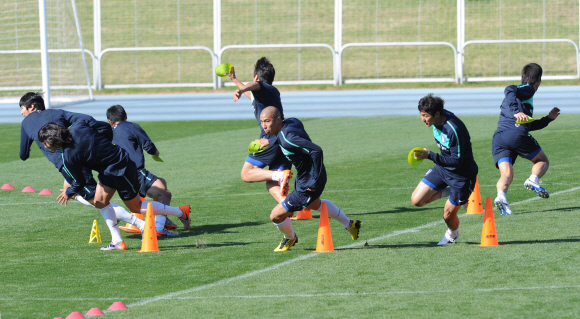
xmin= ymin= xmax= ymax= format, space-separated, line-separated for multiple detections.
xmin=108 ymin=301 xmax=129 ymax=310
xmin=139 ymin=203 xmax=160 ymax=252
xmin=291 ymin=208 xmax=313 ymax=220
xmin=484 ymin=196 xmax=494 ymax=214
xmin=314 ymin=202 xmax=334 ymax=252
xmin=1 ymin=183 xmax=14 ymax=189
xmin=466 ymin=176 xmax=483 ymax=214
xmin=119 ymin=213 xmax=143 ymax=233
xmin=480 ymin=202 xmax=500 ymax=247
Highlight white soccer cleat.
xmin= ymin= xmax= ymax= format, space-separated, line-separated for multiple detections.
xmin=524 ymin=179 xmax=549 ymax=198
xmin=494 ymin=197 xmax=512 ymax=215
xmin=437 ymin=229 xmax=458 ymax=245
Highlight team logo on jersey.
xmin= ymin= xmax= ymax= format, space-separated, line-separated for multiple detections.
xmin=515 ymin=123 xmax=520 ymax=128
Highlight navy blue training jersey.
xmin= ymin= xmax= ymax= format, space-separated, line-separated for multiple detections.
xmin=277 ymin=118 xmax=326 ymax=192
xmin=111 ymin=121 xmax=158 ymax=170
xmin=427 ymin=110 xmax=478 ymax=178
xmin=61 ymin=121 xmax=130 ymax=198
xmin=495 ymin=84 xmax=553 ymax=134
xmin=20 ymin=109 xmax=98 ymax=168
xmin=251 ymin=81 xmax=284 ymax=138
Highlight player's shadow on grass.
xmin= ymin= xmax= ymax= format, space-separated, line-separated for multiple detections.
xmin=463 ymin=237 xmax=580 ymax=245
xmin=510 ymin=206 xmax=580 ymax=215
xmin=194 ymin=221 xmax=266 ymax=235
xmin=163 ymin=242 xmax=252 ymax=250
xmin=348 ymin=206 xmax=432 ymax=216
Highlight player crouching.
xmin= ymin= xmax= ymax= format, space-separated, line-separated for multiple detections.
xmin=257 ymin=106 xmax=361 ymax=252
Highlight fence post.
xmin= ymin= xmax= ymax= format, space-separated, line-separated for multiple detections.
xmin=38 ymin=0 xmax=51 ymax=108
xmin=94 ymin=0 xmax=101 ymax=89
xmin=213 ymin=0 xmax=221 ymax=89
xmin=334 ymin=0 xmax=342 ymax=85
xmin=456 ymin=0 xmax=464 ymax=83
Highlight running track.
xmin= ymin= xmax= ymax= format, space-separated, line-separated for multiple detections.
xmin=1 ymin=86 xmax=579 ymax=123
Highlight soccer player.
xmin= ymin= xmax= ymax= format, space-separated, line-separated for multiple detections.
xmin=38 ymin=122 xmax=191 ymax=250
xmin=226 ymin=57 xmax=292 ymax=203
xmin=492 ymin=63 xmax=560 ymax=215
xmin=257 ymin=106 xmax=361 ymax=252
xmin=19 ymin=92 xmax=145 ymax=248
xmin=411 ymin=94 xmax=478 ymax=245
xmin=106 ymin=105 xmax=179 ymax=237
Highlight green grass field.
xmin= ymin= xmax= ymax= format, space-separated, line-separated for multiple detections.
xmin=1 ymin=114 xmax=580 ymax=318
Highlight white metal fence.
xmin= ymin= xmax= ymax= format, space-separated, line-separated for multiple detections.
xmin=2 ymin=0 xmax=579 ymax=92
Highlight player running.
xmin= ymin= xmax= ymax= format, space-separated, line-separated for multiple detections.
xmin=257 ymin=106 xmax=361 ymax=252
xmin=492 ymin=63 xmax=560 ymax=215
xmin=38 ymin=122 xmax=191 ymax=250
xmin=19 ymin=92 xmax=146 ymax=248
xmin=106 ymin=105 xmax=179 ymax=237
xmin=411 ymin=94 xmax=478 ymax=245
xmin=226 ymin=57 xmax=292 ymax=203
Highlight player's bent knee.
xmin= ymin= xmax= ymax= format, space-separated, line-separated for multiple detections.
xmin=411 ymin=196 xmax=425 ymax=207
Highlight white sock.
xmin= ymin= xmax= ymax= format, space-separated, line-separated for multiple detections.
xmin=98 ymin=205 xmax=123 ymax=245
xmin=76 ymin=196 xmax=93 ymax=207
xmin=275 ymin=218 xmax=295 ymax=239
xmin=109 ymin=203 xmax=145 ymax=231
xmin=155 ymin=215 xmax=167 ymax=232
xmin=440 ymin=187 xmax=451 ymax=199
xmin=497 ymin=190 xmax=507 ymax=201
xmin=317 ymin=199 xmax=351 ymax=229
xmin=271 ymin=171 xmax=283 ymax=182
xmin=141 ymin=201 xmax=183 ymax=217
xmin=529 ymin=175 xmax=539 ymax=183
xmin=450 ymin=228 xmax=458 ymax=237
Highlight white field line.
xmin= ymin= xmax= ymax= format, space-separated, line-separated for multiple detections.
xmin=2 ymin=285 xmax=580 ymax=302
xmin=120 ymin=185 xmax=580 ymax=309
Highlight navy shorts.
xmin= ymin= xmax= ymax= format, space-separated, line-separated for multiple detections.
xmin=282 ymin=174 xmax=327 ymax=213
xmin=246 ymin=135 xmax=291 ymax=170
xmin=492 ymin=130 xmax=542 ymax=167
xmin=137 ymin=168 xmax=158 ymax=198
xmin=98 ymin=160 xmax=140 ymax=201
xmin=421 ymin=165 xmax=476 ymax=206
xmin=61 ymin=166 xmax=97 ymax=201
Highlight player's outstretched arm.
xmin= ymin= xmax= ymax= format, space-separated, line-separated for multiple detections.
xmin=234 ymin=82 xmax=260 ymax=102
xmin=134 ymin=124 xmax=158 ymax=156
xmin=19 ymin=126 xmax=34 ymax=161
xmin=427 ymin=132 xmax=464 ymax=167
xmin=530 ymin=107 xmax=560 ymax=131
xmin=227 ymin=66 xmax=253 ymax=100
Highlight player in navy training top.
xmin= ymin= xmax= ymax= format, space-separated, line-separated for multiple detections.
xmin=106 ymin=104 xmax=179 ymax=236
xmin=256 ymin=106 xmax=361 ymax=252
xmin=411 ymin=94 xmax=478 ymax=245
xmin=226 ymin=57 xmax=292 ymax=204
xmin=38 ymin=122 xmax=191 ymax=250
xmin=492 ymin=63 xmax=560 ymax=215
xmin=18 ymin=92 xmax=149 ymax=251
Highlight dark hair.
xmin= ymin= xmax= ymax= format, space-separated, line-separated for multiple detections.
xmin=254 ymin=57 xmax=275 ymax=85
xmin=38 ymin=123 xmax=73 ymax=149
xmin=19 ymin=92 xmax=45 ymax=111
xmin=106 ymin=105 xmax=127 ymax=123
xmin=521 ymin=63 xmax=542 ymax=85
xmin=418 ymin=94 xmax=444 ymax=116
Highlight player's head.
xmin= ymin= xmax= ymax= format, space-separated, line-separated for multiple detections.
xmin=38 ymin=123 xmax=73 ymax=151
xmin=106 ymin=105 xmax=128 ymax=124
xmin=418 ymin=94 xmax=445 ymax=127
xmin=521 ymin=63 xmax=542 ymax=90
xmin=254 ymin=57 xmax=275 ymax=85
xmin=19 ymin=92 xmax=45 ymax=117
xmin=260 ymin=106 xmax=283 ymax=136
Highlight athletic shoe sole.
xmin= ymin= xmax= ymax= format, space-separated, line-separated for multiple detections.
xmin=524 ymin=181 xmax=550 ymax=198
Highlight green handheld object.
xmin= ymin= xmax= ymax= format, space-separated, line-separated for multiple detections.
xmin=248 ymin=141 xmax=268 ymax=153
xmin=215 ymin=63 xmax=232 ymax=77
xmin=516 ymin=116 xmax=535 ymax=124
xmin=152 ymin=155 xmax=164 ymax=162
xmin=408 ymin=147 xmax=425 ymax=167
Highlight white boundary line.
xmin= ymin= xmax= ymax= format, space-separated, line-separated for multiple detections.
xmin=2 ymin=285 xmax=580 ymax=301
xmin=122 ymin=185 xmax=580 ymax=309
